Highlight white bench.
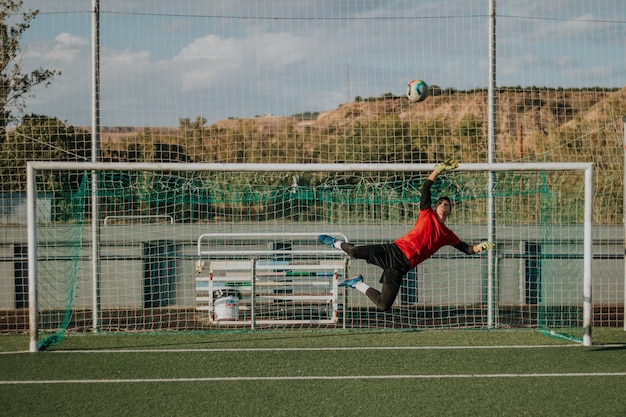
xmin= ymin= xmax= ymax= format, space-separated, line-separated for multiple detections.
xmin=195 ymin=233 xmax=349 ymax=327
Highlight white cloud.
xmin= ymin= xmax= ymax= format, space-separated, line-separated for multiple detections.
xmin=54 ymin=32 xmax=87 ymax=48
xmin=174 ymin=32 xmax=309 ymax=91
xmin=24 ymin=32 xmax=87 ymax=62
xmin=529 ymin=14 xmax=595 ymax=42
xmin=104 ymin=49 xmax=153 ymax=74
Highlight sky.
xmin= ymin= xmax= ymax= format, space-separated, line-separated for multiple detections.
xmin=14 ymin=0 xmax=626 ymax=127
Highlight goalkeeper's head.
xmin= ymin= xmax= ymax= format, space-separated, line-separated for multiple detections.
xmin=435 ymin=196 xmax=451 ymax=208
xmin=435 ymin=196 xmax=452 ymax=222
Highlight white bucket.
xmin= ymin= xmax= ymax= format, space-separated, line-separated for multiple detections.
xmin=214 ymin=295 xmax=239 ymax=320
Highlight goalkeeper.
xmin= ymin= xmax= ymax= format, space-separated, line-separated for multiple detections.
xmin=318 ymin=159 xmax=495 ymax=312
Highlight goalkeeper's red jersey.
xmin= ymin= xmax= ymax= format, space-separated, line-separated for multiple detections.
xmin=394 ymin=207 xmax=461 ymax=268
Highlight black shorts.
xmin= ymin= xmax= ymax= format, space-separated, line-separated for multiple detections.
xmin=343 ymin=242 xmax=411 ymax=311
xmin=346 ymin=242 xmax=410 ymax=281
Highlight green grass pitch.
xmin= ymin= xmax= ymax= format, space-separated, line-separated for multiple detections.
xmin=1 ymin=329 xmax=626 ymax=417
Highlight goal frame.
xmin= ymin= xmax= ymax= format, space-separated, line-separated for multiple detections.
xmin=26 ymin=161 xmax=594 ymax=351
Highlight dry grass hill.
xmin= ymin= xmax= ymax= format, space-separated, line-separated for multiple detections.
xmin=101 ymin=87 xmax=625 ymax=166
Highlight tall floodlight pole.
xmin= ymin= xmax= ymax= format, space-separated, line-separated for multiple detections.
xmin=487 ymin=0 xmax=497 ymax=327
xmin=91 ymin=0 xmax=101 ymax=331
xmin=623 ymin=116 xmax=626 ymax=332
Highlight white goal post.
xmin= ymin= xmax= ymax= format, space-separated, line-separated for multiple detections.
xmin=27 ymin=161 xmax=594 ymax=351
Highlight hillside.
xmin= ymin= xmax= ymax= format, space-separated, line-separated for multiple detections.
xmin=208 ymin=89 xmax=617 ymax=132
xmin=100 ymin=87 xmax=625 ymax=166
xmin=201 ymin=88 xmax=619 ymax=163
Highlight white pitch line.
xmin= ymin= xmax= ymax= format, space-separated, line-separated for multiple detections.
xmin=0 ymin=344 xmax=589 ymax=355
xmin=2 ymin=372 xmax=626 ymax=385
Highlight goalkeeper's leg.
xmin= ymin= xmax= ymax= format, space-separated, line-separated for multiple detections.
xmin=362 ymin=269 xmax=404 ymax=311
xmin=339 ymin=243 xmax=409 ymax=311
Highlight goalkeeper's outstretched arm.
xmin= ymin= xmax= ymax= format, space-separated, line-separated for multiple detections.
xmin=421 ymin=158 xmax=459 ymax=210
xmin=429 ymin=158 xmax=458 ymax=181
xmin=454 ymin=241 xmax=495 ymax=255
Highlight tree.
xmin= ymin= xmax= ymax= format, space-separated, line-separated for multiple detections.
xmin=178 ymin=116 xmax=206 ymax=161
xmin=0 ymin=0 xmax=59 ymax=139
xmin=0 ymin=114 xmax=90 ymax=192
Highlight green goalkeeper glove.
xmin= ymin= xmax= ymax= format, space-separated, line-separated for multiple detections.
xmin=474 ymin=242 xmax=495 ymax=253
xmin=434 ymin=158 xmax=459 ymax=174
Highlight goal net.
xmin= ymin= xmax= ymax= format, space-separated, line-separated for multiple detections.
xmin=26 ymin=162 xmax=593 ymax=350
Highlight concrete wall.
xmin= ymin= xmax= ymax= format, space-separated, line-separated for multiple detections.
xmin=0 ymin=223 xmax=623 ymax=310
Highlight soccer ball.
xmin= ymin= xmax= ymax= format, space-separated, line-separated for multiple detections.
xmin=406 ymin=79 xmax=429 ymax=103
